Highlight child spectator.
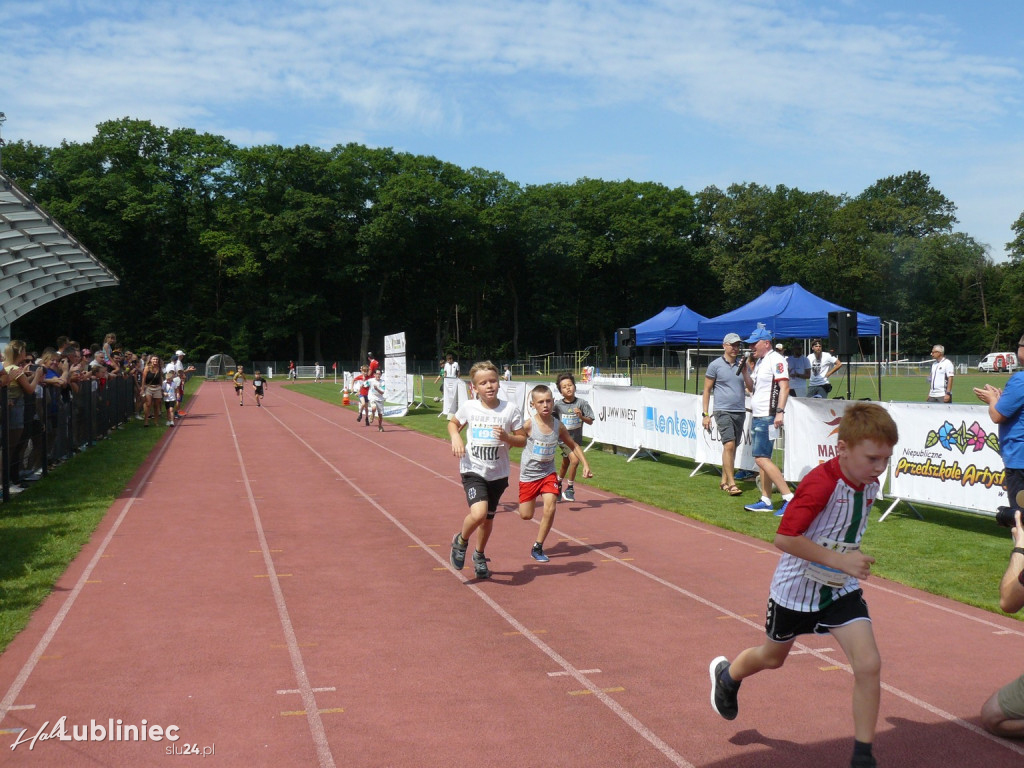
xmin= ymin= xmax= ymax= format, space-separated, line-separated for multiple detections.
xmin=554 ymin=372 xmax=595 ymax=502
xmin=447 ymin=361 xmax=526 ymax=579
xmin=162 ymin=371 xmax=177 ymax=426
xmin=518 ymin=385 xmax=592 ymax=563
xmin=709 ymin=402 xmax=899 ymax=768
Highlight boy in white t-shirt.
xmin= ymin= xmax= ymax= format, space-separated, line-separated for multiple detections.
xmin=161 ymin=372 xmax=177 ymax=426
xmin=367 ymin=369 xmax=386 ymax=431
xmin=447 ymin=361 xmax=526 ymax=579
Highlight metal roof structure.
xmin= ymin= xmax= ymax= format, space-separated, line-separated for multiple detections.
xmin=0 ymin=171 xmax=119 ymax=329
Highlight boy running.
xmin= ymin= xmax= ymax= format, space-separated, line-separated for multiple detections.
xmin=554 ymin=372 xmax=595 ymax=501
xmin=233 ymin=365 xmax=246 ymax=406
xmin=519 ymin=385 xmax=592 ymax=562
xmin=709 ymin=402 xmax=899 ymax=768
xmin=354 ymin=365 xmax=371 ymax=423
xmin=368 ymin=368 xmax=385 ymax=431
xmin=253 ymin=370 xmax=267 ymax=407
xmin=448 ymin=361 xmax=526 ymax=579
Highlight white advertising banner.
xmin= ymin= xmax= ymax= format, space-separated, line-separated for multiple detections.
xmin=888 ymin=402 xmax=1006 ymax=515
xmin=575 ymin=383 xmax=595 ymax=441
xmin=441 ymin=377 xmax=466 ymax=416
xmin=499 ymin=381 xmax=529 ymax=415
xmin=383 ymin=332 xmax=408 ymax=406
xmin=784 ymin=398 xmax=858 ymax=483
xmin=591 ymin=385 xmax=641 ymax=449
xmin=638 ymin=389 xmax=701 ymax=459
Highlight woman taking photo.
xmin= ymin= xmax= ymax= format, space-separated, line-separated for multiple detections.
xmin=4 ymin=340 xmax=45 ymax=488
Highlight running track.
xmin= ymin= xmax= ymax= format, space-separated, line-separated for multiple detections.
xmin=0 ymin=381 xmax=1022 ymax=767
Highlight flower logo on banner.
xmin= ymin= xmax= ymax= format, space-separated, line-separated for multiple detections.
xmin=925 ymin=420 xmax=1000 ymax=454
xmin=822 ymin=409 xmax=843 ymax=439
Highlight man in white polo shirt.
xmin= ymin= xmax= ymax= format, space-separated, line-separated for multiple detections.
xmin=927 ymin=344 xmax=954 ymax=403
xmin=740 ymin=325 xmax=794 ymax=516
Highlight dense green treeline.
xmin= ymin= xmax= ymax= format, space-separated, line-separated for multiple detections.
xmin=5 ymin=117 xmax=1024 ymax=363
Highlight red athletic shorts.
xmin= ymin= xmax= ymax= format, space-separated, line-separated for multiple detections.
xmin=519 ymin=473 xmax=560 ymax=503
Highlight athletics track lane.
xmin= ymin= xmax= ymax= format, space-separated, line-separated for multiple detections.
xmin=0 ymin=380 xmax=1022 ymax=767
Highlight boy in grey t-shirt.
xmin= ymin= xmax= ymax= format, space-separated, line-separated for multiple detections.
xmin=554 ymin=372 xmax=595 ymax=502
xmin=701 ymin=333 xmax=748 ymax=496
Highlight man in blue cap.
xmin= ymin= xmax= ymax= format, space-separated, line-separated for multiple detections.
xmin=740 ymin=325 xmax=794 ymax=515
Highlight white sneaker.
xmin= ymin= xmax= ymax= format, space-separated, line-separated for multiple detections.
xmin=135 ymin=414 xmax=144 ymax=421
xmin=166 ymin=420 xmax=173 ymax=426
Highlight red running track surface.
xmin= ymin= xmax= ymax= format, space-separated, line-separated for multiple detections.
xmin=0 ymin=381 xmax=1022 ymax=767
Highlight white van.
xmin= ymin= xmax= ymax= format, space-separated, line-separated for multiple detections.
xmin=978 ymin=352 xmax=1019 ymax=373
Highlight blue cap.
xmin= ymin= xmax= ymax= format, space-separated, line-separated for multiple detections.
xmin=744 ymin=327 xmax=773 ymax=343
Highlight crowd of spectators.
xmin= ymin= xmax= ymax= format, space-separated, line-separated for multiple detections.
xmin=1 ymin=334 xmax=191 ymax=497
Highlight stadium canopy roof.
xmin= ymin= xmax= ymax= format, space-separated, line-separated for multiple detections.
xmin=0 ymin=171 xmax=119 ymax=329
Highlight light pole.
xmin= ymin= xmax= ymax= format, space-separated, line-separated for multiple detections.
xmin=0 ymin=112 xmax=6 ymax=172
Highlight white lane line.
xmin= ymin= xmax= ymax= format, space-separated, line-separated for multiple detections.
xmin=262 ymin=402 xmax=694 ymax=768
xmin=223 ymin=387 xmax=336 ymax=768
xmin=274 ymin=391 xmax=1024 ymax=758
xmin=0 ymin=385 xmax=188 ymax=728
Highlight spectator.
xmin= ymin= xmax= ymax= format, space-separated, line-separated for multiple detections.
xmin=785 ymin=344 xmax=810 ymax=398
xmin=808 ymin=339 xmax=842 ymax=398
xmin=3 ymin=340 xmax=46 ymax=490
xmin=927 ymin=345 xmax=954 ymax=403
xmin=702 ymin=333 xmax=747 ymax=496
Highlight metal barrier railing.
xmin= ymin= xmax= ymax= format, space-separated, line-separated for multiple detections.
xmin=2 ymin=376 xmax=136 ymax=503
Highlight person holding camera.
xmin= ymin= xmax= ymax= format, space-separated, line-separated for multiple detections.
xmin=973 ymin=336 xmax=1024 ymax=736
xmin=979 ymin=506 xmax=1024 ymax=737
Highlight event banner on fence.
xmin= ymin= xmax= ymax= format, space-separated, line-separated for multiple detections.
xmin=441 ymin=377 xmax=467 ymax=416
xmin=590 ymin=385 xmax=640 ymax=450
xmin=783 ymin=398 xmax=858 ymax=482
xmin=638 ymin=389 xmax=700 ymax=460
xmin=499 ymin=381 xmax=529 ymax=415
xmin=887 ymin=402 xmax=1006 ymax=513
xmin=383 ymin=332 xmax=408 ymax=414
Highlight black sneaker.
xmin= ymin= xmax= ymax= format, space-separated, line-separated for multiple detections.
xmin=850 ymin=755 xmax=876 ymax=768
xmin=709 ymin=656 xmax=739 ymax=720
xmin=531 ymin=544 xmax=549 ymax=563
xmin=450 ymin=533 xmax=467 ymax=570
xmin=562 ymin=484 xmax=575 ymax=502
xmin=357 ymin=413 xmax=362 ymax=422
xmin=472 ymin=551 xmax=491 ymax=579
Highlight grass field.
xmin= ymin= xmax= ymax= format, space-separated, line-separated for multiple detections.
xmin=0 ymin=372 xmax=1019 ymax=654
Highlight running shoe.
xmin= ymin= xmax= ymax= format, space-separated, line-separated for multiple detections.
xmin=850 ymin=755 xmax=876 ymax=768
xmin=709 ymin=656 xmax=739 ymax=720
xmin=357 ymin=413 xmax=362 ymax=422
xmin=734 ymin=469 xmax=756 ymax=481
xmin=450 ymin=533 xmax=467 ymax=570
xmin=531 ymin=544 xmax=549 ymax=563
xmin=743 ymin=499 xmax=775 ymax=513
xmin=472 ymin=551 xmax=491 ymax=579
xmin=774 ymin=500 xmax=789 ymax=517
xmin=562 ymin=485 xmax=576 ymax=502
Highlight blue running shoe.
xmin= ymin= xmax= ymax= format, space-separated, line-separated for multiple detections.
xmin=531 ymin=544 xmax=549 ymax=563
xmin=734 ymin=469 xmax=756 ymax=481
xmin=774 ymin=500 xmax=789 ymax=517
xmin=450 ymin=533 xmax=467 ymax=570
xmin=743 ymin=499 xmax=775 ymax=513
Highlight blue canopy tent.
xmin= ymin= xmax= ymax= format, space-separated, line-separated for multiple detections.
xmin=625 ymin=305 xmax=708 ymax=389
xmin=632 ymin=305 xmax=708 ymax=346
xmin=695 ymin=284 xmax=883 ymax=399
xmin=696 ymin=283 xmax=881 ymax=340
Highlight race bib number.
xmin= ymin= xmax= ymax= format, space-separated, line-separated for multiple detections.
xmin=803 ymin=537 xmax=858 ymax=589
xmin=560 ymin=411 xmax=581 ymax=430
xmin=531 ymin=441 xmax=557 ymax=461
xmin=470 ymin=424 xmax=500 ymax=446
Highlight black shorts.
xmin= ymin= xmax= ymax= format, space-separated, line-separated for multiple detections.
xmin=765 ymin=589 xmax=870 ymax=643
xmin=461 ymin=474 xmax=509 ymax=519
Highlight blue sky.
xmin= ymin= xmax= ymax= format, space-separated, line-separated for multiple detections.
xmin=4 ymin=0 xmax=1023 ymax=259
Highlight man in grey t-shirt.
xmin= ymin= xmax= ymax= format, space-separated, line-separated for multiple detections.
xmin=702 ymin=333 xmax=748 ymax=496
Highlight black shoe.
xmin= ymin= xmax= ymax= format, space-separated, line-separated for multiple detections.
xmin=709 ymin=656 xmax=739 ymax=720
xmin=450 ymin=533 xmax=467 ymax=570
xmin=472 ymin=550 xmax=491 ymax=579
xmin=850 ymin=755 xmax=876 ymax=768
xmin=357 ymin=413 xmax=362 ymax=422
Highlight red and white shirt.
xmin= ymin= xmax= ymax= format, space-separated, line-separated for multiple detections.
xmin=750 ymin=350 xmax=788 ymax=418
xmin=770 ymin=457 xmax=879 ymax=612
